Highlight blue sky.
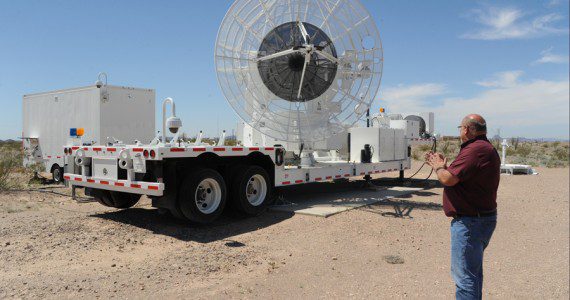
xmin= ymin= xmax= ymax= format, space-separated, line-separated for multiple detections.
xmin=1 ymin=0 xmax=568 ymax=140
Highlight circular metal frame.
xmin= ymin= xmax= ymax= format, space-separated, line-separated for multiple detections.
xmin=215 ymin=0 xmax=383 ymax=144
xmin=194 ymin=178 xmax=222 ymax=214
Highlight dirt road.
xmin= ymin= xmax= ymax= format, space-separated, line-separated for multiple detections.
xmin=1 ymin=166 xmax=568 ymax=299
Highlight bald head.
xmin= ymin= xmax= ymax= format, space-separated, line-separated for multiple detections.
xmin=462 ymin=114 xmax=487 ymax=134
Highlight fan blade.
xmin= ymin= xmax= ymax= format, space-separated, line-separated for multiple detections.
xmin=256 ymin=48 xmax=300 ymax=62
xmin=314 ymin=49 xmax=339 ymax=64
xmin=298 ymin=21 xmax=309 ymax=44
xmin=297 ymin=52 xmax=311 ymax=99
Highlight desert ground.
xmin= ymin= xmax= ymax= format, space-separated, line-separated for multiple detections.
xmin=0 ymin=162 xmax=568 ymax=299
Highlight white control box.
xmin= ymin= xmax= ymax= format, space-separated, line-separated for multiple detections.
xmin=390 ymin=120 xmax=420 ymax=139
xmin=349 ymin=127 xmax=406 ymax=162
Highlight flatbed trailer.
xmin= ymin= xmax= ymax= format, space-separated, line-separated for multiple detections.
xmin=63 ymin=137 xmax=432 ymax=224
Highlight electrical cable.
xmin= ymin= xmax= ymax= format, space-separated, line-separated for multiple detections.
xmin=407 ymin=136 xmax=437 ymax=180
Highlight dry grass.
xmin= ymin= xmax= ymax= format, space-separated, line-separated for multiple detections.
xmin=412 ymin=138 xmax=569 ymax=168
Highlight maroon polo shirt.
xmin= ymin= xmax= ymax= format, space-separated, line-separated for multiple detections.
xmin=443 ymin=135 xmax=500 ymax=217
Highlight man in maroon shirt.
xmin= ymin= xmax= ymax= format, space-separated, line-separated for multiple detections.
xmin=425 ymin=114 xmax=500 ymax=300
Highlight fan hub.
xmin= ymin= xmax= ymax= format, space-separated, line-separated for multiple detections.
xmin=257 ymin=22 xmax=338 ymax=102
xmin=288 ymin=53 xmax=306 ymax=72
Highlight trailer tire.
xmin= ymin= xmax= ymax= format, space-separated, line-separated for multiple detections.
xmin=109 ymin=192 xmax=141 ymax=209
xmin=51 ymin=165 xmax=64 ymax=184
xmin=230 ymin=165 xmax=271 ymax=216
xmin=91 ymin=189 xmax=114 ymax=207
xmin=168 ymin=205 xmax=186 ymax=220
xmin=178 ymin=168 xmax=227 ymax=224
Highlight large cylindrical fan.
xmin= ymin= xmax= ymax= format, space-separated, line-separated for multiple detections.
xmin=215 ymin=0 xmax=383 ymax=145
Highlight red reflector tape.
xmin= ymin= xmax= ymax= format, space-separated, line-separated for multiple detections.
xmin=131 ymin=184 xmax=141 ymax=188
xmin=282 ymin=181 xmax=291 ymax=185
xmin=315 ymin=177 xmax=322 ymax=181
xmin=265 ymin=147 xmax=274 ymax=151
xmin=107 ymin=148 xmax=116 ymax=152
xmin=232 ymin=147 xmax=243 ymax=151
xmin=93 ymin=147 xmax=102 ymax=151
xmin=148 ymin=186 xmax=159 ymax=190
xmin=75 ymin=178 xmax=83 ymax=182
xmin=335 ymin=175 xmax=341 ymax=179
xmin=72 ymin=147 xmax=79 ymax=150
xmin=249 ymin=147 xmax=260 ymax=151
xmin=213 ymin=147 xmax=225 ymax=152
xmin=100 ymin=181 xmax=109 ymax=185
xmin=114 ymin=182 xmax=124 ymax=187
xmin=192 ymin=148 xmax=206 ymax=152
xmin=47 ymin=156 xmax=52 ymax=158
xmin=87 ymin=179 xmax=95 ymax=183
xmin=170 ymin=148 xmax=185 ymax=152
xmin=64 ymin=176 xmax=70 ymax=180
xmin=326 ymin=176 xmax=333 ymax=180
xmin=295 ymin=180 xmax=303 ymax=184
xmin=344 ymin=174 xmax=350 ymax=177
xmin=132 ymin=148 xmax=144 ymax=152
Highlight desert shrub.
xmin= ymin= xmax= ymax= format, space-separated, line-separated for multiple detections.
xmin=438 ymin=141 xmax=452 ymax=156
xmin=506 ymin=147 xmax=516 ymax=156
xmin=552 ymin=141 xmax=560 ymax=148
xmin=0 ymin=147 xmax=21 ymax=190
xmin=516 ymin=145 xmax=532 ymax=157
xmin=510 ymin=137 xmax=520 ymax=150
xmin=546 ymin=158 xmax=565 ymax=168
xmin=552 ymin=147 xmax=569 ymax=161
xmin=418 ymin=144 xmax=432 ymax=152
xmin=411 ymin=149 xmax=420 ymax=160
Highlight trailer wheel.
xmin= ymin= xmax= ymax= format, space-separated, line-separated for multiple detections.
xmin=51 ymin=165 xmax=64 ymax=184
xmin=178 ymin=168 xmax=227 ymax=224
xmin=91 ymin=189 xmax=114 ymax=207
xmin=109 ymin=192 xmax=141 ymax=209
xmin=230 ymin=165 xmax=271 ymax=215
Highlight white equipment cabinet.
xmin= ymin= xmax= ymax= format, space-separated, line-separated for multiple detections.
xmin=22 ymin=84 xmax=155 ymax=182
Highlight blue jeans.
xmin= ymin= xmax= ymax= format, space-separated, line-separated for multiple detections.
xmin=451 ymin=214 xmax=497 ymax=300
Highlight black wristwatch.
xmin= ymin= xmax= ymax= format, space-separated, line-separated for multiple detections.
xmin=435 ymin=166 xmax=446 ymax=172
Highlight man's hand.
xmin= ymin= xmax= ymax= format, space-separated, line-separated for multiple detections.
xmin=425 ymin=151 xmax=447 ymax=170
xmin=424 ymin=151 xmax=459 ymax=186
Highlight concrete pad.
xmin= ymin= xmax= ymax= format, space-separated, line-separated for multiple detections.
xmin=270 ymin=185 xmax=424 ymax=217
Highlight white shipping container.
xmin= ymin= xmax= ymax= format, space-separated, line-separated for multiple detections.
xmin=22 ymin=84 xmax=155 ymax=182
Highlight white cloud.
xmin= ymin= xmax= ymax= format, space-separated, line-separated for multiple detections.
xmin=546 ymin=0 xmax=563 ymax=8
xmin=381 ymin=83 xmax=446 ymax=113
xmin=534 ymin=47 xmax=569 ymax=64
xmin=461 ymin=7 xmax=568 ymax=40
xmin=381 ymin=73 xmax=570 ymax=138
xmin=476 ymin=70 xmax=524 ymax=88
